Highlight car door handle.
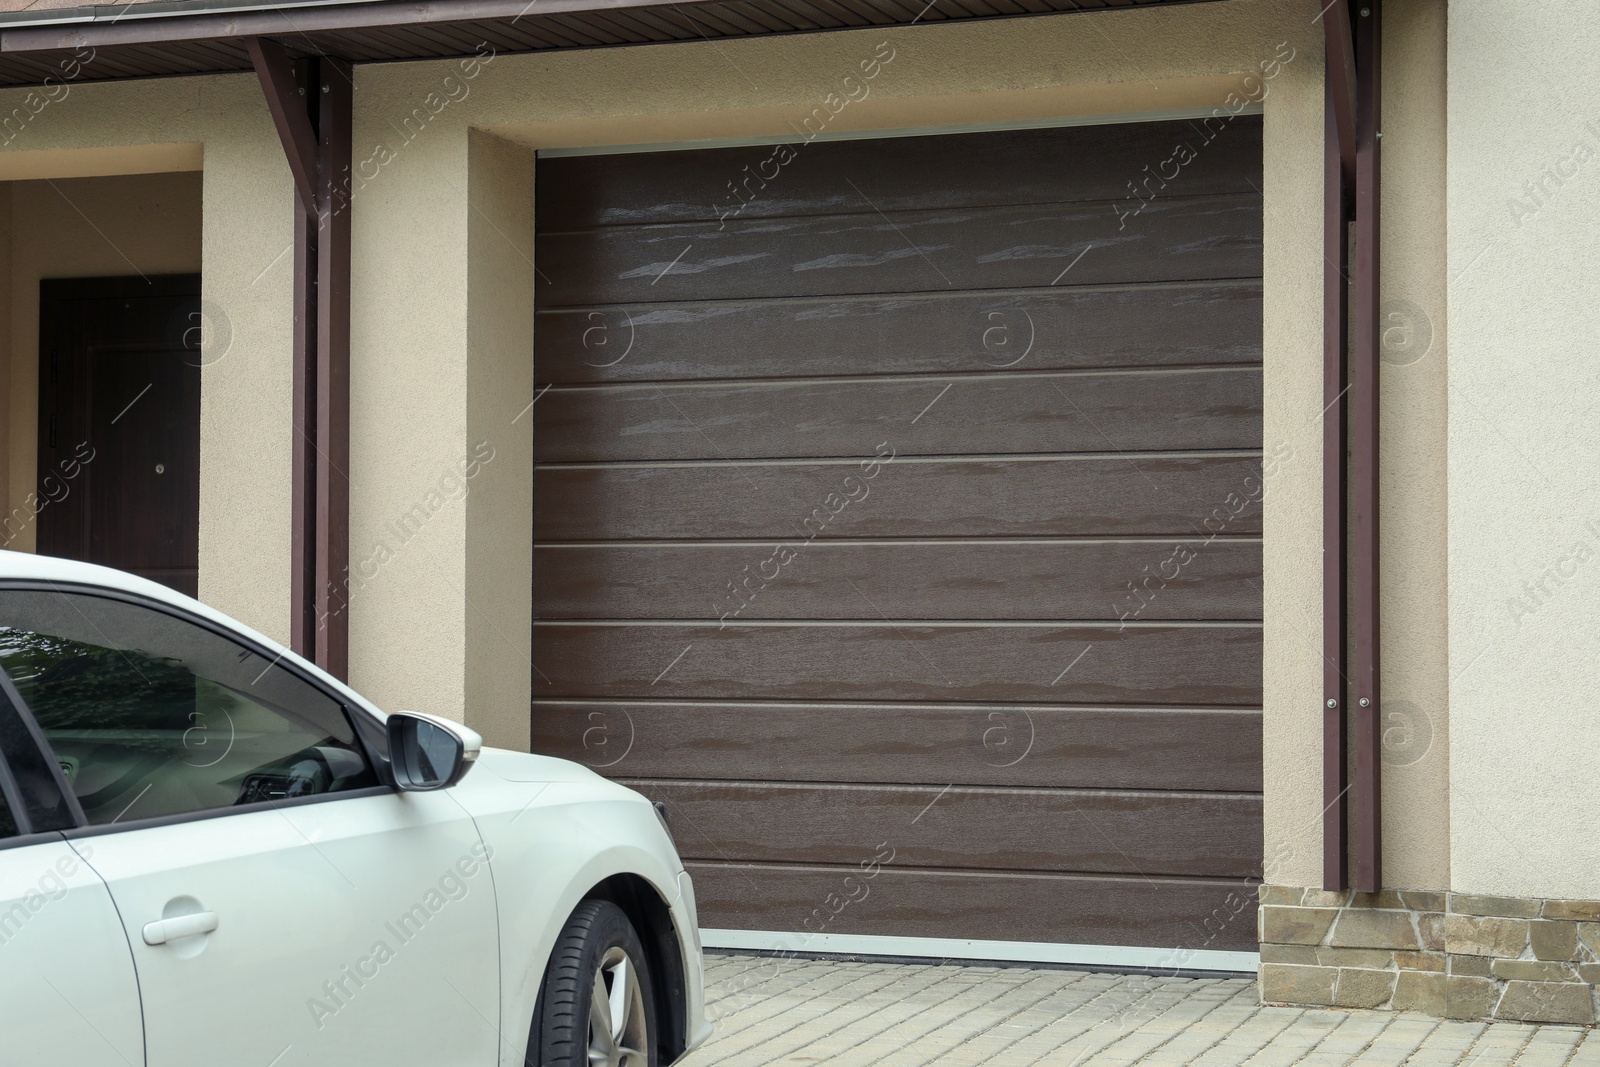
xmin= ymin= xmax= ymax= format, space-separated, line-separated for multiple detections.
xmin=142 ymin=911 xmax=218 ymax=946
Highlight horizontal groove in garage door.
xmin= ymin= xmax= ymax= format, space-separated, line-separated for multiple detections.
xmin=627 ymin=780 xmax=1262 ymax=878
xmin=540 ymin=362 xmax=1264 ymax=392
xmin=533 ymin=540 xmax=1263 ymax=620
xmin=534 ymin=367 xmax=1263 ymax=462
xmin=537 ymin=536 xmax=1262 ymax=544
xmin=533 ymin=454 xmax=1265 ymax=539
xmin=683 ymin=862 xmax=1259 ymax=951
xmin=530 ymin=622 xmax=1262 ymax=706
xmin=540 ymin=363 xmax=1263 ymax=391
xmin=536 ymin=196 xmax=1263 ymax=306
xmin=533 ymin=282 xmax=1263 ymax=385
xmin=534 ymin=619 xmax=1259 ymax=627
xmin=535 ymin=119 xmax=1262 ymax=228
xmin=533 ymin=698 xmax=1263 ymax=789
xmin=536 ymin=449 xmax=1265 ymax=468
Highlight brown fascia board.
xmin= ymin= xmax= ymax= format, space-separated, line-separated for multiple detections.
xmin=0 ymin=0 xmax=727 ymax=50
xmin=0 ymin=0 xmax=1238 ymax=53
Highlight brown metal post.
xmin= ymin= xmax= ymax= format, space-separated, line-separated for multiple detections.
xmin=291 ymin=184 xmax=318 ymax=656
xmin=314 ymin=58 xmax=353 ymax=681
xmin=1351 ymin=0 xmax=1383 ymax=893
xmin=1322 ymin=64 xmax=1350 ymax=892
xmin=250 ymin=41 xmax=321 ymax=657
xmin=250 ymin=42 xmax=353 ymax=678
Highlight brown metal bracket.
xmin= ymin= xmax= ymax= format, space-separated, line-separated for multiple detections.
xmin=1322 ymin=0 xmax=1357 ymax=189
xmin=248 ymin=40 xmax=352 ymax=680
xmin=245 ymin=38 xmax=318 ymax=219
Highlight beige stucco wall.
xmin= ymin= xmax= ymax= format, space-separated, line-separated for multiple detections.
xmin=1375 ymin=0 xmax=1450 ymax=890
xmin=0 ymin=0 xmax=1455 ymax=893
xmin=1448 ymin=0 xmax=1600 ymax=899
xmin=3 ymin=170 xmax=204 ymax=552
xmin=0 ymin=73 xmax=293 ymax=645
xmin=345 ymin=0 xmax=1361 ymax=860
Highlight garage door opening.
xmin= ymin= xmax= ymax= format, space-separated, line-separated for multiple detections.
xmin=531 ymin=116 xmax=1264 ymax=971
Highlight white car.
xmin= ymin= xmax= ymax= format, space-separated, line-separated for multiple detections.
xmin=0 ymin=550 xmax=710 ymax=1066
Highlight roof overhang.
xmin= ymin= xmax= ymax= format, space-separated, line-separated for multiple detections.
xmin=0 ymin=0 xmax=1226 ymax=88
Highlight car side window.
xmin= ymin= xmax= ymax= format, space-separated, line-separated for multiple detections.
xmin=0 ymin=590 xmax=378 ymax=827
xmin=0 ymin=670 xmax=77 ymax=833
xmin=0 ymin=791 xmax=16 ymax=839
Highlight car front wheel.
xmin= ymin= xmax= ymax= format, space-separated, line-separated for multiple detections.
xmin=529 ymin=899 xmax=658 ymax=1067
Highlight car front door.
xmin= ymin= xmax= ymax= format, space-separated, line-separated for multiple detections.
xmin=0 ymin=667 xmax=144 ymax=1066
xmin=0 ymin=586 xmax=502 ymax=1067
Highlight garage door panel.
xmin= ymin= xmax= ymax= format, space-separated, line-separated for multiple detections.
xmin=536 ymin=119 xmax=1262 ymax=228
xmin=535 ymin=367 xmax=1263 ymax=462
xmin=533 ymin=540 xmax=1263 ymax=620
xmin=534 ymin=119 xmax=1264 ymax=953
xmin=537 ymin=195 xmax=1263 ymax=306
xmin=636 ymin=781 xmax=1261 ymax=878
xmin=534 ymin=283 xmax=1263 ymax=385
xmin=530 ymin=622 xmax=1262 ymax=705
xmin=687 ymin=862 xmax=1259 ymax=951
xmin=533 ymin=455 xmax=1264 ymax=541
xmin=531 ymin=702 xmax=1264 ymax=791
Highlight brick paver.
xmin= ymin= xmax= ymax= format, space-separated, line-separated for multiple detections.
xmin=683 ymin=955 xmax=1597 ymax=1066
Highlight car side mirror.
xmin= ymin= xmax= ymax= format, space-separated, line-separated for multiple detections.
xmin=387 ymin=712 xmax=481 ymax=791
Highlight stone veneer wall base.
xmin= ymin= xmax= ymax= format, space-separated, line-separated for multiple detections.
xmin=1259 ymin=886 xmax=1600 ymax=1024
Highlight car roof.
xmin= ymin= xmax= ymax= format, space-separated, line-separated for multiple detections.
xmin=0 ymin=549 xmax=383 ymax=718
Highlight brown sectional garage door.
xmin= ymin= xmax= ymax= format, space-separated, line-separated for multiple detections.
xmin=532 ymin=117 xmax=1264 ymax=954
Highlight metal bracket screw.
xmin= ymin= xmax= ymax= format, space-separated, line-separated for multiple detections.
xmin=1326 ymin=698 xmax=1338 ymax=709
xmin=1358 ymin=697 xmax=1371 ymax=708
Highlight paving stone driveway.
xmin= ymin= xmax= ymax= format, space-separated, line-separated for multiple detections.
xmin=682 ymin=955 xmax=1600 ymax=1066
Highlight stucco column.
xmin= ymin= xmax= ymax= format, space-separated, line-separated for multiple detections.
xmin=348 ymin=82 xmax=533 ymax=748
xmin=464 ymin=128 xmax=535 ymax=750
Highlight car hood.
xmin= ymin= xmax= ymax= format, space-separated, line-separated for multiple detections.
xmin=473 ymin=746 xmax=611 ymax=784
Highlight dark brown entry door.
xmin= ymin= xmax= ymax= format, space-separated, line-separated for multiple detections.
xmin=37 ymin=275 xmax=202 ymax=597
xmin=532 ymin=120 xmax=1265 ymax=955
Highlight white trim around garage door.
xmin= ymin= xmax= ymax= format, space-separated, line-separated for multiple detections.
xmin=535 ymin=104 xmax=1265 ymax=158
xmin=700 ymin=929 xmax=1259 ymax=975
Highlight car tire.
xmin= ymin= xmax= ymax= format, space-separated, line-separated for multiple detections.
xmin=528 ymin=899 xmax=658 ymax=1067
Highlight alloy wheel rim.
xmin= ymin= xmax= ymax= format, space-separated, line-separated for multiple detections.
xmin=588 ymin=946 xmax=648 ymax=1067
